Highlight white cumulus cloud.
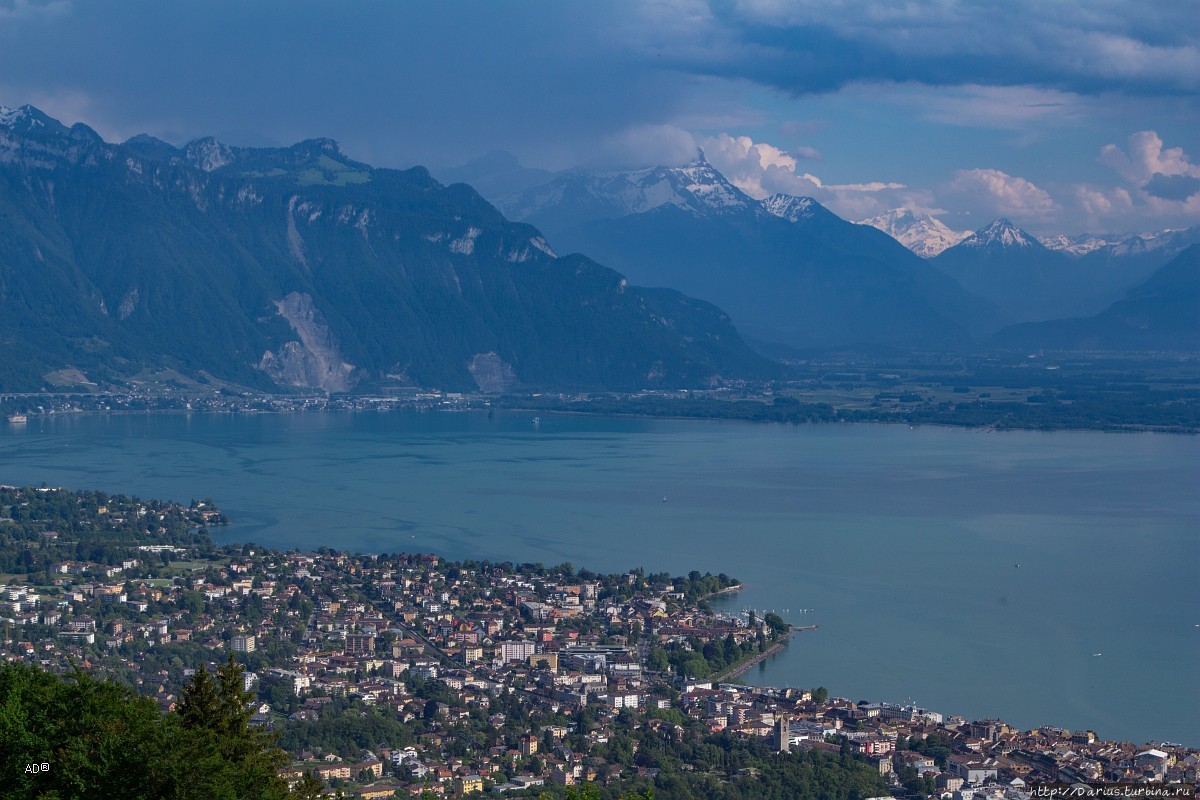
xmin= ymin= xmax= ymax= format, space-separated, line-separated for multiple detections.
xmin=695 ymin=132 xmax=911 ymax=218
xmin=1099 ymin=130 xmax=1200 ymax=186
xmin=945 ymin=168 xmax=1059 ymax=222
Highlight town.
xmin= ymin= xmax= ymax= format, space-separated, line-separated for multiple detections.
xmin=0 ymin=486 xmax=1196 ymax=798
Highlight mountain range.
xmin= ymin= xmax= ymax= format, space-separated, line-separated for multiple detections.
xmin=995 ymin=245 xmax=1200 ymax=352
xmin=460 ymin=152 xmax=1193 ymax=346
xmin=1 ymin=107 xmax=1194 ymax=397
xmin=928 ymin=218 xmax=1196 ymax=324
xmin=496 ymin=157 xmax=999 ymax=351
xmin=0 ymin=105 xmax=778 ymax=393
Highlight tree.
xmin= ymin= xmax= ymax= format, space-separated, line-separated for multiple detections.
xmin=289 ymin=771 xmax=326 ymax=800
xmin=0 ymin=662 xmax=167 ymax=800
xmin=168 ymin=655 xmax=291 ymax=799
xmin=177 ymin=662 xmax=222 ymax=730
xmin=764 ymin=612 xmax=788 ymax=637
xmin=811 ymin=686 xmax=829 ymax=705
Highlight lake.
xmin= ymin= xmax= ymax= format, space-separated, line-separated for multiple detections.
xmin=1 ymin=410 xmax=1196 ymax=745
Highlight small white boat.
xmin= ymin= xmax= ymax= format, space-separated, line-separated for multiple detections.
xmin=7 ymin=414 xmax=27 ymax=424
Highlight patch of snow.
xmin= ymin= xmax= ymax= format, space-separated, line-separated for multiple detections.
xmin=960 ymin=218 xmax=1037 ymax=249
xmin=515 ymin=159 xmax=755 ymax=221
xmin=1039 ymin=227 xmax=1199 ymax=258
xmin=763 ymin=194 xmax=821 ymax=224
xmin=0 ymin=105 xmax=42 ymax=129
xmin=529 ymin=236 xmax=556 ymax=257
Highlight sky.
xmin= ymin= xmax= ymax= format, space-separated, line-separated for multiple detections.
xmin=0 ymin=0 xmax=1197 ymax=235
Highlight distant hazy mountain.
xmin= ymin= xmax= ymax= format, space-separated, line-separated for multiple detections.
xmin=0 ymin=105 xmax=778 ymax=393
xmin=1038 ymin=226 xmax=1200 ymax=291
xmin=859 ymin=209 xmax=970 ymax=258
xmin=1038 ymin=227 xmax=1199 ymax=259
xmin=995 ymin=245 xmax=1200 ymax=352
xmin=500 ymin=158 xmax=997 ymax=350
xmin=931 ymin=218 xmax=1139 ymax=323
xmin=500 ymin=158 xmax=762 ymax=240
xmin=433 ymin=150 xmax=556 ymax=201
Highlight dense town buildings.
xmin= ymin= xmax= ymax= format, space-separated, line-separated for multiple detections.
xmin=1 ymin=487 xmax=1195 ymax=797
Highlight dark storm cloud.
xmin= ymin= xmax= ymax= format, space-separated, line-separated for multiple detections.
xmin=1143 ymin=173 xmax=1200 ymax=201
xmin=0 ymin=0 xmax=1194 ymax=174
xmin=0 ymin=1 xmax=688 ymax=167
xmin=673 ymin=0 xmax=1199 ymax=97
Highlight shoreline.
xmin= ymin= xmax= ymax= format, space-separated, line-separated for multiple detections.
xmin=714 ymin=635 xmax=792 ymax=683
xmin=5 ymin=402 xmax=1197 ymax=436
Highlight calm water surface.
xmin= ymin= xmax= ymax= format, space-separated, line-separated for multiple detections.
xmin=1 ymin=410 xmax=1196 ymax=745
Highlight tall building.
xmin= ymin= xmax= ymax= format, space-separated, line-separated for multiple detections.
xmin=776 ymin=713 xmax=789 ymax=753
xmin=231 ymin=634 xmax=256 ymax=653
xmin=345 ymin=633 xmax=376 ymax=656
xmin=500 ymin=640 xmax=537 ymax=663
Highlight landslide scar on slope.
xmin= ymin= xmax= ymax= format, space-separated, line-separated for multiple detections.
xmin=258 ymin=292 xmax=357 ymax=392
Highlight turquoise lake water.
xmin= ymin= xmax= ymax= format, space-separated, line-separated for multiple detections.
xmin=1 ymin=410 xmax=1196 ymax=745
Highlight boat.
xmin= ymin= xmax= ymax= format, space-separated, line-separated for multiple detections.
xmin=662 ymin=496 xmax=667 ymax=503
xmin=7 ymin=414 xmax=27 ymax=424
xmin=1092 ymin=653 xmax=1102 ymax=657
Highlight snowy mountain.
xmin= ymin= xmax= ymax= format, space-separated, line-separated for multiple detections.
xmin=932 ymin=219 xmax=1102 ymax=322
xmin=499 ymin=155 xmax=760 ymax=233
xmin=1039 ymin=227 xmax=1200 ymax=260
xmin=956 ymin=218 xmax=1040 ymax=250
xmin=858 ymin=209 xmax=971 ymax=258
xmin=762 ymin=193 xmax=823 ymax=223
xmin=500 ymin=164 xmax=998 ymax=350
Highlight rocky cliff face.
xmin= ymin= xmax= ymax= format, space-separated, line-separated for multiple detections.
xmin=259 ymin=293 xmax=357 ymax=392
xmin=467 ymin=352 xmax=519 ymax=393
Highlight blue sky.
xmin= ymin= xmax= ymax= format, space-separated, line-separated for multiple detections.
xmin=1 ymin=0 xmax=1196 ymax=234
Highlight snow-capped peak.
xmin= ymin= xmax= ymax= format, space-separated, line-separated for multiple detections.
xmin=573 ymin=158 xmax=756 ymax=218
xmin=961 ymin=218 xmax=1038 ymax=249
xmin=858 ymin=208 xmax=970 ymax=258
xmin=1039 ymin=227 xmax=1200 ymax=258
xmin=0 ymin=105 xmax=39 ymax=129
xmin=762 ymin=193 xmax=822 ymax=223
xmin=0 ymin=104 xmax=63 ymax=135
xmin=666 ymin=159 xmax=755 ymax=213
